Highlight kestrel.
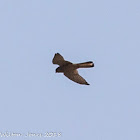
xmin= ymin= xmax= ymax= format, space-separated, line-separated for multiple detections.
xmin=52 ymin=53 xmax=94 ymax=85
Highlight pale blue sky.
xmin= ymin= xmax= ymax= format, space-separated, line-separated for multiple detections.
xmin=0 ymin=0 xmax=140 ymax=140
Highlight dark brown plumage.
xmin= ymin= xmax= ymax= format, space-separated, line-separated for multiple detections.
xmin=52 ymin=53 xmax=94 ymax=85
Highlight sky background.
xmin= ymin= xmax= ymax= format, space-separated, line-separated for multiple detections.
xmin=0 ymin=0 xmax=140 ymax=140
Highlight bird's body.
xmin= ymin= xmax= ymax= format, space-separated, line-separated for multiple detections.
xmin=52 ymin=53 xmax=94 ymax=85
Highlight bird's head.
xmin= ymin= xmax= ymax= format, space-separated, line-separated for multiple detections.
xmin=56 ymin=67 xmax=63 ymax=73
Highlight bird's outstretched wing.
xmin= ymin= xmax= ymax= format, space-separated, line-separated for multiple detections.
xmin=64 ymin=70 xmax=89 ymax=85
xmin=52 ymin=53 xmax=66 ymax=66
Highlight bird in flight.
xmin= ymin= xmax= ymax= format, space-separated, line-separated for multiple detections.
xmin=52 ymin=53 xmax=94 ymax=85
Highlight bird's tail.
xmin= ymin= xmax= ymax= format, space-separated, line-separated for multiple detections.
xmin=76 ymin=61 xmax=94 ymax=68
